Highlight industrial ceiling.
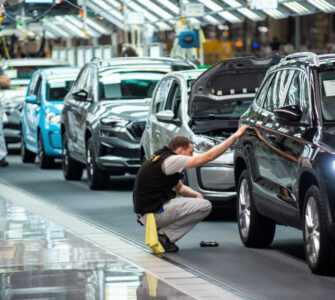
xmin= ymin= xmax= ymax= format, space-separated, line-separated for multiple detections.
xmin=1 ymin=0 xmax=335 ymax=38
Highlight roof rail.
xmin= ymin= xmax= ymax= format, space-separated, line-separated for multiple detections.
xmin=317 ymin=54 xmax=335 ymax=61
xmin=281 ymin=52 xmax=319 ymax=66
xmin=90 ymin=57 xmax=101 ymax=63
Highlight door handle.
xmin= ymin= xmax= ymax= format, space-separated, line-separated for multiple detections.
xmin=266 ymin=134 xmax=277 ymax=142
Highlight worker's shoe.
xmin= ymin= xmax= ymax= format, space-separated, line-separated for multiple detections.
xmin=158 ymin=233 xmax=179 ymax=253
xmin=0 ymin=158 xmax=8 ymax=167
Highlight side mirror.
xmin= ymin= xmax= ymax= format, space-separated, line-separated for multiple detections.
xmin=274 ymin=105 xmax=302 ymax=124
xmin=25 ymin=95 xmax=37 ymax=104
xmin=156 ymin=110 xmax=175 ymax=122
xmin=72 ymin=89 xmax=89 ymax=101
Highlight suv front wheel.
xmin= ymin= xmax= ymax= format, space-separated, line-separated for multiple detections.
xmin=86 ymin=137 xmax=109 ymax=190
xmin=303 ymin=185 xmax=335 ymax=275
xmin=237 ymin=169 xmax=276 ymax=247
xmin=38 ymin=132 xmax=54 ymax=169
xmin=21 ymin=132 xmax=35 ymax=163
xmin=62 ymin=132 xmax=84 ymax=180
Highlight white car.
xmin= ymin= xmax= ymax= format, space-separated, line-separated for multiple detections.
xmin=141 ymin=56 xmax=280 ymax=207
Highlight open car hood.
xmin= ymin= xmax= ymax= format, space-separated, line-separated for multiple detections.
xmin=188 ymin=55 xmax=281 ymax=118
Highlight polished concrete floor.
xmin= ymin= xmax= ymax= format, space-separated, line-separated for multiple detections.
xmin=0 ymin=197 xmax=193 ymax=299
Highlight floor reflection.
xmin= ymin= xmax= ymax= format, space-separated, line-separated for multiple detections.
xmin=0 ymin=198 xmax=192 ymax=299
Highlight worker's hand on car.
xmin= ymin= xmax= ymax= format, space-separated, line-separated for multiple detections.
xmin=234 ymin=125 xmax=249 ymax=138
xmin=195 ymin=192 xmax=204 ymax=199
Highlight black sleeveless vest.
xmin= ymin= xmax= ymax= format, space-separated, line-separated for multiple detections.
xmin=133 ymin=146 xmax=182 ymax=214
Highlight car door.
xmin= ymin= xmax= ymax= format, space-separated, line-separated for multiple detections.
xmin=158 ymin=80 xmax=183 ymax=146
xmin=74 ymin=65 xmax=95 ymax=157
xmin=25 ymin=74 xmax=42 ymax=150
xmin=251 ymin=69 xmax=295 ymax=203
xmin=66 ymin=65 xmax=91 ymax=158
xmin=268 ymin=69 xmax=311 ymax=207
xmin=149 ymin=78 xmax=174 ymax=152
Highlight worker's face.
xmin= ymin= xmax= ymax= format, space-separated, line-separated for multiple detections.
xmin=176 ymin=144 xmax=194 ymax=156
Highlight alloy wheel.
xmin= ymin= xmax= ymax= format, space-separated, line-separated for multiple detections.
xmin=304 ymin=195 xmax=320 ymax=265
xmin=38 ymin=137 xmax=43 ymax=163
xmin=62 ymin=141 xmax=69 ymax=168
xmin=239 ymin=178 xmax=251 ymax=238
xmin=87 ymin=148 xmax=93 ymax=178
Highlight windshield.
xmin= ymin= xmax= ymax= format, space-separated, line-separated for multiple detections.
xmin=194 ymin=97 xmax=253 ymax=119
xmin=5 ymin=66 xmax=42 ymax=80
xmin=98 ymin=71 xmax=163 ymax=100
xmin=46 ymin=77 xmax=76 ymax=101
xmin=319 ymin=71 xmax=335 ymax=121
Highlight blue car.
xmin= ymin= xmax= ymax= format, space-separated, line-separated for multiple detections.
xmin=21 ymin=67 xmax=80 ymax=169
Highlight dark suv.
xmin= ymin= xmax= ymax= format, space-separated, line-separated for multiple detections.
xmin=61 ymin=57 xmax=195 ymax=190
xmin=234 ymin=52 xmax=335 ymax=275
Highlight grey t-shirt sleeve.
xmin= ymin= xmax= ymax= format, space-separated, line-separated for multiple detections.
xmin=161 ymin=155 xmax=191 ymax=175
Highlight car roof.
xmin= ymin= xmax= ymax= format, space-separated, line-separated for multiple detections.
xmin=276 ymin=52 xmax=335 ymax=69
xmin=39 ymin=67 xmax=80 ymax=75
xmin=0 ymin=58 xmax=70 ymax=68
xmin=165 ymin=69 xmax=205 ymax=80
xmin=98 ymin=57 xmax=195 ymax=68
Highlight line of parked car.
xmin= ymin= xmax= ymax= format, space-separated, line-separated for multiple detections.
xmin=2 ymin=52 xmax=335 ymax=275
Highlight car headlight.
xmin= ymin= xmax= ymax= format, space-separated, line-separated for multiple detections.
xmin=2 ymin=101 xmax=22 ymax=112
xmin=45 ymin=111 xmax=60 ymax=125
xmin=100 ymin=117 xmax=129 ymax=127
xmin=193 ymin=135 xmax=232 ymax=153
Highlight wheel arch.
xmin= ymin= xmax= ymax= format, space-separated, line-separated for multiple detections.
xmin=234 ymin=155 xmax=248 ymax=190
xmin=85 ymin=129 xmax=92 ymax=147
xmin=298 ymin=171 xmax=319 ymax=217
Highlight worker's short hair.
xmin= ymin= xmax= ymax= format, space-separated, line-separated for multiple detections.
xmin=168 ymin=136 xmax=193 ymax=151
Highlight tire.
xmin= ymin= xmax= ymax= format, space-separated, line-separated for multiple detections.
xmin=86 ymin=137 xmax=109 ymax=190
xmin=62 ymin=132 xmax=84 ymax=180
xmin=303 ymin=185 xmax=335 ymax=275
xmin=21 ymin=132 xmax=35 ymax=163
xmin=38 ymin=132 xmax=54 ymax=169
xmin=237 ymin=169 xmax=276 ymax=247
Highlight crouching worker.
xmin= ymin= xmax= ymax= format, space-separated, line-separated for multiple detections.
xmin=133 ymin=125 xmax=249 ymax=253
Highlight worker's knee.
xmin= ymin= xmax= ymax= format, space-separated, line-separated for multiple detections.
xmin=201 ymin=199 xmax=212 ymax=216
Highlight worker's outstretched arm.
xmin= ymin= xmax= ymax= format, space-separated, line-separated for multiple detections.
xmin=173 ymin=181 xmax=203 ymax=198
xmin=185 ymin=125 xmax=248 ymax=169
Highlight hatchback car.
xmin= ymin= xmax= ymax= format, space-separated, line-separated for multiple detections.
xmin=234 ymin=52 xmax=335 ymax=274
xmin=141 ymin=56 xmax=280 ymax=206
xmin=1 ymin=58 xmax=69 ymax=144
xmin=61 ymin=57 xmax=196 ymax=190
xmin=21 ymin=67 xmax=80 ymax=168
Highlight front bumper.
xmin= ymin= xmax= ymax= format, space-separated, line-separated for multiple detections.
xmin=3 ymin=127 xmax=20 ymax=143
xmin=97 ymin=139 xmax=141 ymax=175
xmin=43 ymin=130 xmax=62 ymax=157
xmin=187 ymin=163 xmax=236 ymax=202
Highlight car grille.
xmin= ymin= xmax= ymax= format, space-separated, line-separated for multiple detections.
xmin=127 ymin=121 xmax=146 ymax=140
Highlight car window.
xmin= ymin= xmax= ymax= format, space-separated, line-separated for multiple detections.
xmin=263 ymin=70 xmax=293 ymax=112
xmin=74 ymin=66 xmax=90 ymax=91
xmin=46 ymin=76 xmax=77 ymax=101
xmin=152 ymin=78 xmax=173 ymax=113
xmin=99 ymin=71 xmax=163 ymax=101
xmin=33 ymin=76 xmax=42 ymax=104
xmin=28 ymin=75 xmax=38 ymax=96
xmin=284 ymin=70 xmax=310 ymax=122
xmin=254 ymin=73 xmax=274 ymax=107
xmin=165 ymin=82 xmax=181 ymax=119
xmin=319 ymin=71 xmax=335 ymax=121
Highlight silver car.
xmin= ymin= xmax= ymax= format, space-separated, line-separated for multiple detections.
xmin=141 ymin=56 xmax=280 ymax=206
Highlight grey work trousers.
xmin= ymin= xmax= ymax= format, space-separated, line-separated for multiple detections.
xmin=0 ymin=106 xmax=7 ymax=160
xmin=140 ymin=196 xmax=212 ymax=243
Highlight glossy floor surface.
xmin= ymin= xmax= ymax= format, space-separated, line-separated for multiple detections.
xmin=0 ymin=197 xmax=192 ymax=299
